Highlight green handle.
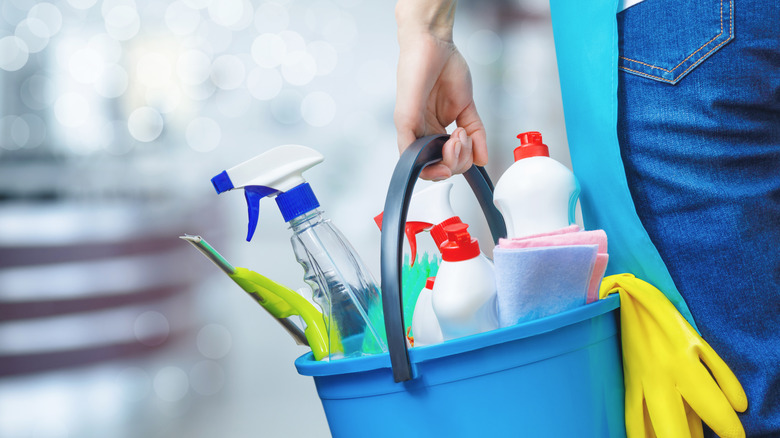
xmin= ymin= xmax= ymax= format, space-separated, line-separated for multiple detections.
xmin=229 ymin=267 xmax=334 ymax=360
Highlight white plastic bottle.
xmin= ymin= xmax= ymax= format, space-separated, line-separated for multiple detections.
xmin=411 ymin=277 xmax=443 ymax=347
xmin=431 ymin=223 xmax=498 ymax=341
xmin=493 ymin=131 xmax=580 ymax=239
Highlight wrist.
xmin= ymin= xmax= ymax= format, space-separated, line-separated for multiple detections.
xmin=395 ymin=0 xmax=456 ymax=42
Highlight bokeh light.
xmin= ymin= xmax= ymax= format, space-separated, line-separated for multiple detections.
xmin=153 ymin=367 xmax=189 ymax=402
xmin=207 ymin=0 xmax=245 ymax=28
xmin=251 ymin=33 xmax=286 ymax=69
xmin=177 ymin=49 xmax=212 ymax=85
xmin=69 ymin=47 xmax=104 ymax=85
xmin=467 ymin=29 xmax=503 ymax=65
xmin=0 ymin=116 xmax=26 ymax=150
xmin=133 ymin=311 xmax=171 ymax=347
xmin=15 ymin=18 xmax=50 ymax=53
xmin=94 ymin=64 xmax=129 ymax=98
xmin=210 ymin=54 xmax=245 ymax=90
xmin=281 ymin=51 xmax=317 ymax=86
xmin=195 ymin=323 xmax=232 ymax=359
xmin=27 ymin=2 xmax=62 ymax=38
xmin=20 ymin=74 xmax=54 ymax=110
xmin=165 ymin=1 xmax=201 ymax=36
xmin=127 ymin=106 xmax=164 ymax=142
xmin=137 ymin=51 xmax=173 ymax=88
xmin=0 ymin=36 xmax=29 ymax=72
xmin=19 ymin=113 xmax=46 ymax=149
xmin=103 ymin=5 xmax=140 ymax=41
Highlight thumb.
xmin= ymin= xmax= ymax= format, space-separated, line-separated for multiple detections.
xmin=456 ymin=101 xmax=487 ymax=166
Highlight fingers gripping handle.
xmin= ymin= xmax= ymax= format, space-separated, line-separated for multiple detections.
xmin=380 ymin=134 xmax=507 ymax=382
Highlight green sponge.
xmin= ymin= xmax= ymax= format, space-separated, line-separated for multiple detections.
xmin=361 ymin=253 xmax=440 ymax=354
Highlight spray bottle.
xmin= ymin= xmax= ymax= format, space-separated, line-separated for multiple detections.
xmin=431 ymin=223 xmax=498 ymax=341
xmin=211 ymin=145 xmax=386 ymax=359
xmin=493 ymin=131 xmax=580 ymax=238
xmin=374 ymin=182 xmax=463 ymax=265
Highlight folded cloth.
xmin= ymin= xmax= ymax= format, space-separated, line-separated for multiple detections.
xmin=498 ymin=228 xmax=608 ymax=304
xmin=493 ymin=245 xmax=598 ymax=327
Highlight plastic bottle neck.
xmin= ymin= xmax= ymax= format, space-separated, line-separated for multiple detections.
xmin=288 ymin=209 xmax=325 ymax=233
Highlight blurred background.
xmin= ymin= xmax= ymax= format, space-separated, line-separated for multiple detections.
xmin=0 ymin=0 xmax=569 ymax=436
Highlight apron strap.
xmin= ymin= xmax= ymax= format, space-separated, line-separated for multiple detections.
xmin=548 ymin=0 xmax=698 ymax=330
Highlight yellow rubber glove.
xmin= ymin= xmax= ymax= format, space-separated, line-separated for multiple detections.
xmin=599 ymin=274 xmax=748 ymax=438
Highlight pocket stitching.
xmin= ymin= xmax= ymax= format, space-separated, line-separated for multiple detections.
xmin=618 ymin=0 xmax=733 ymax=83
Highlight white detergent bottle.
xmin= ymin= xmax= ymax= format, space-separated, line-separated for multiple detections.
xmin=374 ymin=182 xmax=463 ymax=265
xmin=431 ymin=223 xmax=498 ymax=341
xmin=211 ymin=145 xmax=386 ymax=359
xmin=493 ymin=131 xmax=580 ymax=238
xmin=411 ymin=277 xmax=443 ymax=347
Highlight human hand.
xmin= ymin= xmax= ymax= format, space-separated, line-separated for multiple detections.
xmin=394 ymin=1 xmax=487 ymax=181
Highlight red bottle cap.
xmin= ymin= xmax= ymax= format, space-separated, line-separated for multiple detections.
xmin=513 ymin=131 xmax=550 ymax=161
xmin=429 ymin=216 xmax=463 ymax=248
xmin=440 ymin=223 xmax=480 ymax=262
xmin=425 ymin=276 xmax=436 ymax=290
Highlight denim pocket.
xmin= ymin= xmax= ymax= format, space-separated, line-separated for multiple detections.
xmin=617 ymin=0 xmax=734 ymax=84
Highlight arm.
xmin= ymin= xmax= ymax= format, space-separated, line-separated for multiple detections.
xmin=395 ymin=0 xmax=488 ymax=180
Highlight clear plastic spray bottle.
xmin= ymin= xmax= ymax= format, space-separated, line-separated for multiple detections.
xmin=212 ymin=145 xmax=386 ymax=359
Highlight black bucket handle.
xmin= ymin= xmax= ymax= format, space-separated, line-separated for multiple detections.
xmin=379 ymin=134 xmax=507 ymax=382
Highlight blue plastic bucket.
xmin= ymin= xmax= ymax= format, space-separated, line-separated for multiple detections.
xmin=296 ymin=296 xmax=624 ymax=437
xmin=296 ymin=136 xmax=626 ymax=437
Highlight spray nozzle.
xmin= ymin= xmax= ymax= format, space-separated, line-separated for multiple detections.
xmin=374 ymin=182 xmax=461 ymax=266
xmin=211 ymin=145 xmax=324 ymax=241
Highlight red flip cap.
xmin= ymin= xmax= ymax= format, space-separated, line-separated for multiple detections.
xmin=440 ymin=223 xmax=480 ymax=262
xmin=514 ymin=131 xmax=549 ymax=161
xmin=425 ymin=276 xmax=435 ymax=290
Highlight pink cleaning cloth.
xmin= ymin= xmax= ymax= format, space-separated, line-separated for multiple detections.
xmin=498 ymin=227 xmax=608 ymax=304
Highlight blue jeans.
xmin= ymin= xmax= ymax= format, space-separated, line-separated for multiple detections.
xmin=617 ymin=0 xmax=780 ymax=436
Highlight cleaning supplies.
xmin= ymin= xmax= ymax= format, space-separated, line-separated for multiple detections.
xmin=493 ymin=244 xmax=598 ymax=327
xmin=180 ymin=234 xmax=331 ymax=360
xmin=374 ymin=182 xmax=462 ymax=265
xmin=600 ymin=274 xmax=747 ymax=438
xmin=431 ymin=223 xmax=498 ymax=341
xmin=411 ymin=277 xmax=443 ymax=347
xmin=211 ymin=145 xmax=386 ymax=359
xmin=493 ymin=131 xmax=580 ymax=238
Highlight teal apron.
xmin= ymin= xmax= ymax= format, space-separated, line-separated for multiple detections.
xmin=548 ymin=0 xmax=698 ymax=329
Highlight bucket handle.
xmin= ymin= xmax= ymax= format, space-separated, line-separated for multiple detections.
xmin=379 ymin=134 xmax=507 ymax=382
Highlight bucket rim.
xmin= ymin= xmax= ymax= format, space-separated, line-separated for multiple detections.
xmin=295 ymin=295 xmax=619 ymax=376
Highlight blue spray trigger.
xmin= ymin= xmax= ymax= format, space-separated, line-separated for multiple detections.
xmin=244 ymin=186 xmax=279 ymax=241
